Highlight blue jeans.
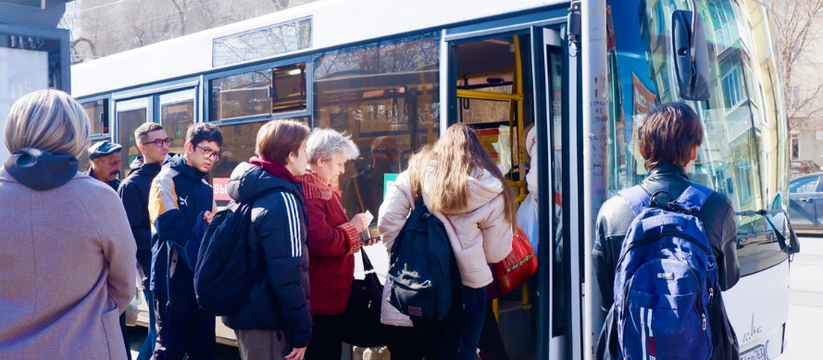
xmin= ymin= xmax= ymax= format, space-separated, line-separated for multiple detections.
xmin=137 ymin=289 xmax=156 ymax=360
xmin=412 ymin=286 xmax=487 ymax=360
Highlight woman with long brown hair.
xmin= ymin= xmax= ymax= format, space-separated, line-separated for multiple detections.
xmin=378 ymin=123 xmax=515 ymax=360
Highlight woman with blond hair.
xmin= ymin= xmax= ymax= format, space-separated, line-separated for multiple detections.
xmin=378 ymin=123 xmax=516 ymax=360
xmin=0 ymin=89 xmax=137 ymax=359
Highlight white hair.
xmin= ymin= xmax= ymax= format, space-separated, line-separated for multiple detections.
xmin=4 ymin=89 xmax=91 ymax=158
xmin=306 ymin=128 xmax=360 ymax=163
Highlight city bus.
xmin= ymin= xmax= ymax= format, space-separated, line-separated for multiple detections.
xmin=69 ymin=0 xmax=798 ymax=359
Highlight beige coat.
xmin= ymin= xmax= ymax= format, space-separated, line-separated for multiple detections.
xmin=377 ymin=167 xmax=512 ymax=326
xmin=0 ymin=170 xmax=136 ymax=360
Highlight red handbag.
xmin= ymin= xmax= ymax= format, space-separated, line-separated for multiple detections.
xmin=494 ymin=226 xmax=538 ymax=296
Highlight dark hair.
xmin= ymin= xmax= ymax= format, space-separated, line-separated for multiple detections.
xmin=134 ymin=123 xmax=164 ymax=144
xmin=256 ymin=119 xmax=310 ymax=165
xmin=638 ymin=102 xmax=704 ymax=170
xmin=186 ymin=123 xmax=223 ymax=147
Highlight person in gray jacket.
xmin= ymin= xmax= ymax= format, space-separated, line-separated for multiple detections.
xmin=0 ymin=89 xmax=136 ymax=360
xmin=593 ymin=102 xmax=740 ymax=360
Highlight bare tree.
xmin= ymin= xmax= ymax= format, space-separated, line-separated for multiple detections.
xmin=771 ymin=0 xmax=823 ymax=130
xmin=272 ymin=0 xmax=290 ymax=11
xmin=61 ymin=0 xmax=319 ymax=62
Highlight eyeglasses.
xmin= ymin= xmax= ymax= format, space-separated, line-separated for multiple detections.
xmin=142 ymin=138 xmax=173 ymax=148
xmin=196 ymin=145 xmax=222 ymax=161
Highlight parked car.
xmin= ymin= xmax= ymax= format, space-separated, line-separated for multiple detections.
xmin=788 ymin=172 xmax=823 ymax=234
xmin=790 ymin=160 xmax=821 ymax=179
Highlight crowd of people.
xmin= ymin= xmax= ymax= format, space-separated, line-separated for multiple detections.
xmin=0 ymin=89 xmax=517 ymax=360
xmin=0 ymin=89 xmax=740 ymax=360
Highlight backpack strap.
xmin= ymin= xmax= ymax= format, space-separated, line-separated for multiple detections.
xmin=618 ymin=185 xmax=652 ymax=217
xmin=674 ymin=183 xmax=714 ymax=212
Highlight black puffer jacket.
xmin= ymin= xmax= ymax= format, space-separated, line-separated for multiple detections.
xmin=221 ymin=162 xmax=312 ymax=349
xmin=118 ymin=157 xmax=162 ymax=289
xmin=593 ymin=163 xmax=740 ymax=360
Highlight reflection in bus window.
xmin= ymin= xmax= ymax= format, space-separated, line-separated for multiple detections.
xmin=210 ymin=63 xmax=307 ymax=121
xmin=210 ymin=117 xmax=310 ymax=206
xmin=161 ymin=99 xmax=195 ymax=155
xmin=117 ymin=108 xmax=147 ymax=178
xmin=313 ymin=33 xmax=440 ymax=201
xmin=83 ymin=99 xmax=109 ymax=136
xmin=606 ymin=0 xmax=787 ymax=276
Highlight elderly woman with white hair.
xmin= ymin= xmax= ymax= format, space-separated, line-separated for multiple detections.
xmin=0 ymin=89 xmax=136 ymax=359
xmin=296 ymin=128 xmax=372 ymax=359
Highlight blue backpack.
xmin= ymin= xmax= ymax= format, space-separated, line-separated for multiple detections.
xmin=614 ymin=184 xmax=719 ymax=360
xmin=387 ymin=198 xmax=459 ymax=321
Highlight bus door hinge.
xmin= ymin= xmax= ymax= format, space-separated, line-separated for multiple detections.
xmin=567 ymin=1 xmax=582 ymax=53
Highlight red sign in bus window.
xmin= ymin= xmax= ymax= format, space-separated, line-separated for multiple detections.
xmin=213 ymin=177 xmax=230 ymax=202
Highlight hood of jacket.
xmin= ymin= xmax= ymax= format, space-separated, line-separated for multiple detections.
xmin=166 ymin=153 xmax=206 ymax=181
xmin=422 ymin=160 xmax=504 ymax=215
xmin=228 ymin=162 xmax=302 ymax=203
xmin=2 ymin=148 xmax=79 ymax=191
xmin=127 ymin=156 xmax=162 ymax=178
xmin=296 ymin=170 xmax=334 ymax=201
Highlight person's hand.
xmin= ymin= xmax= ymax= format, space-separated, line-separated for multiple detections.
xmin=349 ymin=213 xmax=369 ymax=233
xmin=363 ymin=238 xmax=380 ymax=246
xmin=285 ymin=347 xmax=306 ymax=360
xmin=203 ymin=211 xmax=214 ymax=224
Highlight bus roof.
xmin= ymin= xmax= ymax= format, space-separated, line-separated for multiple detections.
xmin=71 ymin=0 xmax=565 ymax=98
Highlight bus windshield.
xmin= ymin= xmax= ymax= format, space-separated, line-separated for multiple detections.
xmin=605 ymin=0 xmax=788 ymax=224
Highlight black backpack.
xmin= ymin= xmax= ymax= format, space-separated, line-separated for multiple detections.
xmin=388 ymin=198 xmax=459 ymax=321
xmin=194 ymin=192 xmax=270 ymax=316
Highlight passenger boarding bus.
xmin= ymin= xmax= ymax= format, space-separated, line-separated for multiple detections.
xmin=70 ymin=0 xmax=799 ymax=359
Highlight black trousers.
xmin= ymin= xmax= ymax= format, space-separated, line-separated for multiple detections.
xmin=305 ymin=314 xmax=345 ymax=360
xmin=120 ymin=312 xmax=133 ymax=360
xmin=384 ymin=325 xmax=423 ymax=360
xmin=151 ymin=292 xmax=216 ymax=360
xmin=478 ymin=301 xmax=510 ymax=360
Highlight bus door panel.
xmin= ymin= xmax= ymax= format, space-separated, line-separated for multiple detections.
xmin=531 ymin=25 xmax=578 ymax=360
xmin=114 ymin=97 xmax=151 ymax=179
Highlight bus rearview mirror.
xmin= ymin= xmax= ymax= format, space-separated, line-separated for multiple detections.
xmin=671 ymin=10 xmax=711 ymax=101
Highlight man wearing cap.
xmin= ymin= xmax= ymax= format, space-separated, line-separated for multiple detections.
xmin=85 ymin=140 xmax=130 ymax=359
xmin=87 ymin=141 xmax=123 ymax=191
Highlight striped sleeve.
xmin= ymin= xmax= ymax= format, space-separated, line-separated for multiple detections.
xmin=148 ymin=168 xmax=190 ymax=245
xmin=148 ymin=168 xmax=179 ymax=228
xmin=281 ymin=192 xmax=302 ymax=257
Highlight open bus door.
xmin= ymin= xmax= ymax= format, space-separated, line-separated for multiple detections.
xmin=445 ymin=21 xmax=579 ymax=360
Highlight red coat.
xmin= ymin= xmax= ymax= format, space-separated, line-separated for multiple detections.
xmin=298 ymin=171 xmax=360 ymax=315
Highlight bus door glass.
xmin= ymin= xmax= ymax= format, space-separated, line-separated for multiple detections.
xmin=159 ymin=90 xmax=196 ymax=156
xmin=115 ymin=97 xmax=151 ymax=179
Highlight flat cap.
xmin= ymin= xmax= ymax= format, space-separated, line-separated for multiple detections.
xmin=88 ymin=141 xmax=122 ymax=159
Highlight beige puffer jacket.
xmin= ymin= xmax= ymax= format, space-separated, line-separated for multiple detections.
xmin=377 ymin=165 xmax=513 ymax=326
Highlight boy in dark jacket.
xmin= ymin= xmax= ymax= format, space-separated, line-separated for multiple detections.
xmin=148 ymin=123 xmax=222 ymax=360
xmin=223 ymin=119 xmax=312 ymax=360
xmin=119 ymin=123 xmax=171 ymax=360
xmin=593 ymin=102 xmax=740 ymax=360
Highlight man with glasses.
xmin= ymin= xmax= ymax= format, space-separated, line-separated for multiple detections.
xmin=119 ymin=123 xmax=172 ymax=360
xmin=86 ymin=141 xmax=123 ymax=191
xmin=148 ymin=123 xmax=223 ymax=360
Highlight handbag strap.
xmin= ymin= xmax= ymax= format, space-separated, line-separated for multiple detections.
xmin=361 ymin=249 xmax=375 ymax=273
xmin=353 ymin=178 xmax=367 ymax=214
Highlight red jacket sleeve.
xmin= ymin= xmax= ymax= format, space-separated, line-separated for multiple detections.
xmin=305 ymin=198 xmax=360 ymax=257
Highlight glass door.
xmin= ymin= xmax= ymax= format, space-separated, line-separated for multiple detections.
xmin=159 ymin=89 xmax=196 ymax=155
xmin=115 ymin=97 xmax=151 ymax=178
xmin=445 ymin=25 xmax=570 ymax=360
